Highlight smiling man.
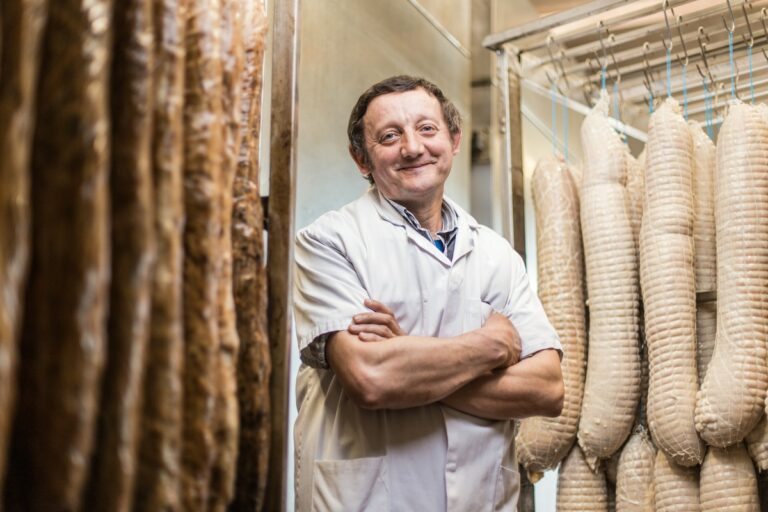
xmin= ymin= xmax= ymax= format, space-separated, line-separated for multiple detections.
xmin=293 ymin=75 xmax=564 ymax=511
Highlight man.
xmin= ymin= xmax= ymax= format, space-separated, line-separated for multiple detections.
xmin=293 ymin=75 xmax=564 ymax=511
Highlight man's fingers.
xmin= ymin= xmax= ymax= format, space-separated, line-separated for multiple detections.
xmin=353 ymin=312 xmax=399 ymax=330
xmin=363 ymin=298 xmax=395 ymax=316
xmin=348 ymin=323 xmax=395 ymax=339
xmin=358 ymin=331 xmax=386 ymax=342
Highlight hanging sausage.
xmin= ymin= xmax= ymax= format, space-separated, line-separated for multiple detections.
xmin=132 ymin=0 xmax=187 ymax=509
xmin=578 ymin=90 xmax=641 ymax=465
xmin=207 ymin=0 xmax=244 ymax=508
xmin=640 ymin=98 xmax=703 ymax=467
xmin=0 ymin=0 xmax=47 ymax=495
xmin=653 ymin=449 xmax=699 ymax=511
xmin=517 ymin=155 xmax=586 ymax=479
xmin=180 ymin=0 xmax=224 ymax=508
xmin=689 ymin=122 xmax=716 ymax=383
xmin=700 ymin=443 xmax=759 ymax=511
xmin=557 ymin=444 xmax=609 ymax=512
xmin=83 ymin=0 xmax=155 ymax=509
xmin=5 ymin=0 xmax=113 ymax=508
xmin=695 ymin=103 xmax=768 ymax=447
xmin=615 ymin=426 xmax=655 ymax=512
xmin=232 ymin=0 xmax=270 ymax=509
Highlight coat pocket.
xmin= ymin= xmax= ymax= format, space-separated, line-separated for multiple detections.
xmin=493 ymin=464 xmax=520 ymax=511
xmin=312 ymin=456 xmax=389 ymax=512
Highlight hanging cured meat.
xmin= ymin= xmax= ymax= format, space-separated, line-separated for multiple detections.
xmin=578 ymin=90 xmax=641 ymax=464
xmin=231 ymin=0 xmax=270 ymax=509
xmin=83 ymin=0 xmax=155 ymax=510
xmin=207 ymin=0 xmax=244 ymax=509
xmin=180 ymin=0 xmax=224 ymax=508
xmin=517 ymin=155 xmax=586 ymax=479
xmin=696 ymin=103 xmax=768 ymax=447
xmin=653 ymin=449 xmax=699 ymax=511
xmin=689 ymin=122 xmax=716 ymax=384
xmin=132 ymin=0 xmax=187 ymax=509
xmin=700 ymin=443 xmax=759 ymax=511
xmin=0 ymin=0 xmax=47 ymax=494
xmin=747 ymin=415 xmax=768 ymax=472
xmin=615 ymin=427 xmax=655 ymax=511
xmin=557 ymin=444 xmax=608 ymax=512
xmin=5 ymin=0 xmax=113 ymax=509
xmin=640 ymin=98 xmax=703 ymax=467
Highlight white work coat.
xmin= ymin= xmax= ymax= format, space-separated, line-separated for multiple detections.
xmin=293 ymin=188 xmax=561 ymax=512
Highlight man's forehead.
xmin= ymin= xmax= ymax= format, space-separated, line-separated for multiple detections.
xmin=363 ymin=88 xmax=443 ymax=129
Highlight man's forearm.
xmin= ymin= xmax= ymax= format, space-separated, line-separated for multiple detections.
xmin=440 ymin=349 xmax=563 ymax=421
xmin=326 ymin=328 xmax=511 ymax=410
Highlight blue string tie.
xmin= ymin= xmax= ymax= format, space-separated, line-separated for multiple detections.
xmin=682 ymin=64 xmax=688 ymax=120
xmin=666 ymin=47 xmax=672 ymax=98
xmin=601 ymin=65 xmax=607 ymax=91
xmin=563 ymin=93 xmax=569 ymax=161
xmin=748 ymin=45 xmax=755 ymax=104
xmin=729 ymin=31 xmax=736 ymax=99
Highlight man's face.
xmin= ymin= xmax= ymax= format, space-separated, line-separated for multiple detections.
xmin=354 ymin=88 xmax=461 ymax=205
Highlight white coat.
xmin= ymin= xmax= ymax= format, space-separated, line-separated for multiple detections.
xmin=293 ymin=188 xmax=561 ymax=511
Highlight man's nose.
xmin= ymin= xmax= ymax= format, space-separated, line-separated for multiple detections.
xmin=400 ymin=130 xmax=424 ymax=158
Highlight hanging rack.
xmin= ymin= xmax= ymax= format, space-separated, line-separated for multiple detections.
xmin=484 ymin=0 xmax=768 ymax=125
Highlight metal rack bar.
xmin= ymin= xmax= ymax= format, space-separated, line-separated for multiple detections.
xmin=522 ymin=78 xmax=648 ymax=142
xmin=485 ymin=0 xmax=768 ymax=123
xmin=483 ymin=0 xmax=636 ymax=50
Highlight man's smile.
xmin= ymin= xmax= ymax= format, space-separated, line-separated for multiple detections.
xmin=397 ymin=161 xmax=436 ymax=171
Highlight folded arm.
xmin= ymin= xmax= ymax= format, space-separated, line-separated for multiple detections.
xmin=326 ymin=300 xmax=521 ymax=410
xmin=329 ymin=299 xmax=562 ymax=420
xmin=440 ymin=348 xmax=563 ymax=421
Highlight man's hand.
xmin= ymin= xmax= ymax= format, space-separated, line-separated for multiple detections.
xmin=347 ymin=298 xmax=406 ymax=341
xmin=481 ymin=313 xmax=522 ymax=367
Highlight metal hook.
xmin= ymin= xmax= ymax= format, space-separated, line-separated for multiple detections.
xmin=661 ymin=0 xmax=674 ymax=50
xmin=607 ymin=33 xmax=621 ymax=85
xmin=596 ymin=21 xmax=609 ymax=66
xmin=696 ymin=27 xmax=714 ymax=84
xmin=722 ymin=0 xmax=736 ymax=33
xmin=763 ymin=47 xmax=768 ymax=64
xmin=742 ymin=1 xmax=755 ymax=47
xmin=642 ymin=42 xmax=656 ymax=97
xmin=675 ymin=15 xmax=689 ymax=66
xmin=558 ymin=50 xmax=571 ymax=92
xmin=545 ymin=36 xmax=564 ymax=94
xmin=761 ymin=7 xmax=768 ymax=41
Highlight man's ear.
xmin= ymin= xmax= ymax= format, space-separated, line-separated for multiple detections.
xmin=451 ymin=129 xmax=462 ymax=155
xmin=349 ymin=145 xmax=372 ymax=178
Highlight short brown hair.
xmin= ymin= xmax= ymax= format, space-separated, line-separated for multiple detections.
xmin=347 ymin=75 xmax=462 ymax=184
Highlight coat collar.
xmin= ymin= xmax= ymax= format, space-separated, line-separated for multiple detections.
xmin=365 ymin=187 xmax=480 ymax=266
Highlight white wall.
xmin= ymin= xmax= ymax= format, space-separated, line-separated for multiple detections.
xmin=288 ymin=1 xmax=472 ymax=508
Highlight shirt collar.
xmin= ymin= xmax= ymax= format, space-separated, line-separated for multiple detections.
xmin=381 ymin=195 xmax=458 ymax=236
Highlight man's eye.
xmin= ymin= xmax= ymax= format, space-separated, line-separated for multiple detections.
xmin=380 ymin=133 xmax=398 ymax=142
xmin=420 ymin=125 xmax=436 ymax=133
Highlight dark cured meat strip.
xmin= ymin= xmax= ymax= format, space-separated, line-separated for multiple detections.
xmin=5 ymin=0 xmax=113 ymax=509
xmin=231 ymin=1 xmax=270 ymax=509
xmin=132 ymin=0 xmax=186 ymax=510
xmin=180 ymin=0 xmax=223 ymax=509
xmin=0 ymin=0 xmax=47 ymax=495
xmin=83 ymin=0 xmax=155 ymax=510
xmin=207 ymin=0 xmax=243 ymax=509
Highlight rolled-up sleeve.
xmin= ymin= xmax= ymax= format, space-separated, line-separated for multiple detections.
xmin=294 ymin=223 xmax=368 ymax=368
xmin=502 ymin=248 xmax=563 ymax=360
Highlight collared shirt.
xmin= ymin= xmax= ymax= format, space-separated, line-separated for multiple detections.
xmin=292 ymin=187 xmax=561 ymax=511
xmin=303 ymin=193 xmax=460 ymax=369
xmin=384 ymin=196 xmax=459 ymax=260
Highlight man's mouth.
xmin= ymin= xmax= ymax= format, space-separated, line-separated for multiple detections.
xmin=397 ymin=161 xmax=435 ymax=171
